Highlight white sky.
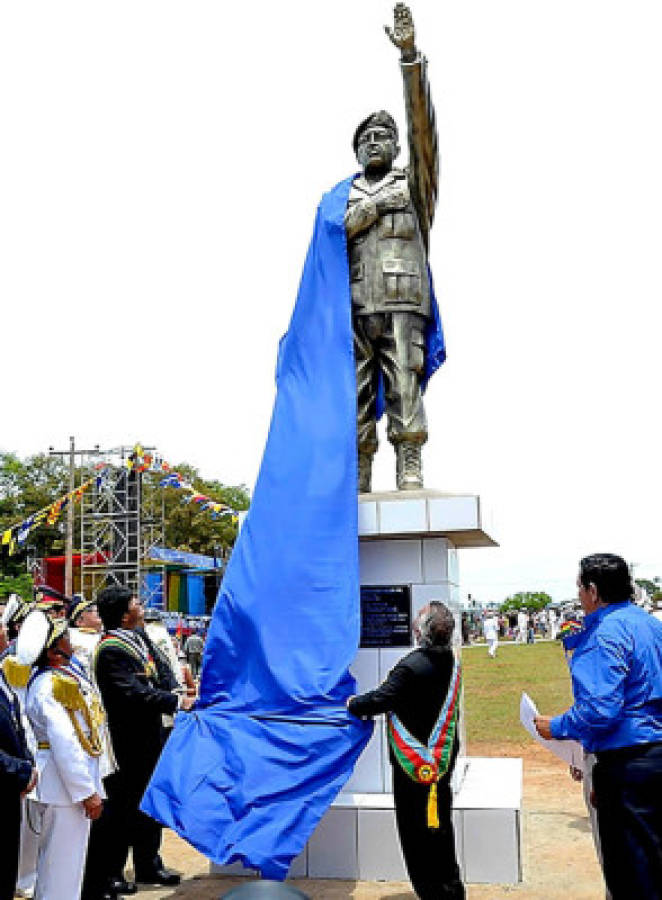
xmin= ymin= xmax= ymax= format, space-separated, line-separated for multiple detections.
xmin=1 ymin=1 xmax=661 ymax=603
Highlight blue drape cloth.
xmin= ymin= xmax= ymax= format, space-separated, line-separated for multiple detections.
xmin=141 ymin=174 xmax=446 ymax=879
xmin=141 ymin=176 xmax=373 ymax=880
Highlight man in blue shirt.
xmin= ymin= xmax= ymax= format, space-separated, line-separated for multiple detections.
xmin=535 ymin=553 xmax=662 ymax=899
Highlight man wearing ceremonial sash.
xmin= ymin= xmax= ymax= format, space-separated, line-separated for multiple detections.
xmin=83 ymin=586 xmax=194 ymax=898
xmin=348 ymin=602 xmax=464 ymax=899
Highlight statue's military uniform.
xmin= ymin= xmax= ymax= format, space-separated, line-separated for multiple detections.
xmin=345 ymin=52 xmax=438 ymax=491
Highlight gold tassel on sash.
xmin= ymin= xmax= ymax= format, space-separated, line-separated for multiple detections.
xmin=427 ymin=781 xmax=439 ymax=829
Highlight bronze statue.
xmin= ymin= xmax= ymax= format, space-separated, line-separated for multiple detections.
xmin=346 ymin=3 xmax=438 ymax=492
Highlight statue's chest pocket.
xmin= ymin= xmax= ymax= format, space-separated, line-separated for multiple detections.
xmin=382 ymin=259 xmax=421 ymax=302
xmin=378 ymin=212 xmax=415 ymax=239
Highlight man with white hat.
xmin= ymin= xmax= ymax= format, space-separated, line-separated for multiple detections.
xmin=17 ymin=610 xmax=107 ymax=900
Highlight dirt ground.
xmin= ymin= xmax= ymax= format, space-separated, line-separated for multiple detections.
xmin=127 ymin=743 xmax=607 ymax=900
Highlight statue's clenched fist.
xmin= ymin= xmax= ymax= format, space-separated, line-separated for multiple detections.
xmin=385 ymin=3 xmax=416 ymax=61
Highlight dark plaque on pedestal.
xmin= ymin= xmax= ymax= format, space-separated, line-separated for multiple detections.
xmin=360 ymin=585 xmax=412 ymax=649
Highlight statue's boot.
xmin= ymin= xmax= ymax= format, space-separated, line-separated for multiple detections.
xmin=396 ymin=441 xmax=423 ymax=491
xmin=358 ymin=452 xmax=373 ymax=493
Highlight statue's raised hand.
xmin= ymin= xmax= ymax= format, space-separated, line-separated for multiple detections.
xmin=385 ymin=3 xmax=416 ymax=61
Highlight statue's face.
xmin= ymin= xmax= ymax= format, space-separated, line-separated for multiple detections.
xmin=356 ymin=127 xmax=399 ymax=174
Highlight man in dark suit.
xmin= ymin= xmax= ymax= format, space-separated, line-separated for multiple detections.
xmin=0 ymin=653 xmax=36 ymax=900
xmin=82 ymin=586 xmax=194 ymax=899
xmin=348 ymin=601 xmax=464 ymax=900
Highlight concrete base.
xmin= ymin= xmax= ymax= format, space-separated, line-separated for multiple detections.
xmin=212 ymin=757 xmax=522 ymax=884
xmin=357 ymin=489 xmax=497 ymax=548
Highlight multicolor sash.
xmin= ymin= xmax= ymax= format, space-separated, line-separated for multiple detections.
xmin=94 ymin=630 xmax=157 ymax=680
xmin=387 ymin=657 xmax=462 ymax=829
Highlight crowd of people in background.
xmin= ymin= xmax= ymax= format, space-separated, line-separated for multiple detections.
xmin=462 ymin=594 xmax=662 ymax=658
xmin=0 ymin=584 xmax=206 ymax=900
xmin=462 ymin=607 xmax=560 ymax=649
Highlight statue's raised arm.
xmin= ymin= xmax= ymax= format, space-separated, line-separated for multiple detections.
xmin=387 ymin=3 xmax=438 ymax=251
xmin=384 ymin=1 xmax=417 ymax=60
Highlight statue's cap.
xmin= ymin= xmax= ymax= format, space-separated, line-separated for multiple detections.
xmin=353 ymin=111 xmax=398 ymax=153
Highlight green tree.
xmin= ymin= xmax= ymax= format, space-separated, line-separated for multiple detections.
xmin=500 ymin=591 xmax=553 ymax=613
xmin=635 ymin=577 xmax=660 ymax=598
xmin=0 ymin=572 xmax=33 ymax=599
xmin=0 ymin=452 xmax=70 ymax=573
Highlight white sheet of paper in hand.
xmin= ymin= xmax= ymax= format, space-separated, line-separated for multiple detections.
xmin=520 ymin=692 xmax=583 ymax=767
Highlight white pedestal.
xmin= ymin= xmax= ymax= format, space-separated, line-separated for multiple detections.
xmin=299 ymin=756 xmax=522 ymax=883
xmin=212 ymin=757 xmax=522 ymax=885
xmin=213 ymin=492 xmax=520 ymax=885
xmin=348 ymin=490 xmax=496 ymax=798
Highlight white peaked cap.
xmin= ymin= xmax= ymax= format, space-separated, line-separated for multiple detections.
xmin=1 ymin=594 xmax=21 ymax=627
xmin=16 ymin=610 xmax=52 ymax=666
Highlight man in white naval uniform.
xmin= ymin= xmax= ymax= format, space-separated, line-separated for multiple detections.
xmin=516 ymin=609 xmax=528 ymax=644
xmin=17 ymin=611 xmax=105 ymax=900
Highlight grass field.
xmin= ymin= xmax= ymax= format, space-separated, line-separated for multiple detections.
xmin=462 ymin=640 xmax=574 ymax=747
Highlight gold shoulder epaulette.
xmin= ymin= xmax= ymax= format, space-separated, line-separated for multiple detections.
xmin=2 ymin=655 xmax=31 ymax=689
xmin=51 ymin=671 xmax=103 ymax=758
xmin=52 ymin=672 xmax=84 ymax=712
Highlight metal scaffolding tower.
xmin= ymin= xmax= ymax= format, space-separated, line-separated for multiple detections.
xmin=79 ymin=446 xmax=164 ymax=602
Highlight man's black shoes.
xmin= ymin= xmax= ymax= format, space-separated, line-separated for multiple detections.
xmin=108 ymin=876 xmax=138 ymax=895
xmin=134 ymin=867 xmax=181 ymax=887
